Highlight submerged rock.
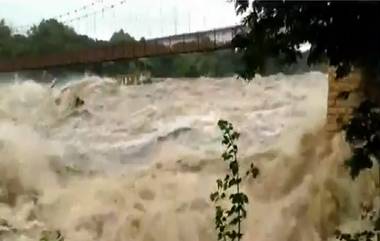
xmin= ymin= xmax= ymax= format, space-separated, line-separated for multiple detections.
xmin=138 ymin=189 xmax=155 ymax=201
xmin=133 ymin=202 xmax=146 ymax=212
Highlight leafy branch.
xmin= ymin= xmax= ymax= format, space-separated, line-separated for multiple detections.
xmin=343 ymin=100 xmax=380 ymax=179
xmin=336 ymin=100 xmax=380 ymax=241
xmin=210 ymin=120 xmax=259 ymax=241
xmin=335 ymin=207 xmax=379 ymax=241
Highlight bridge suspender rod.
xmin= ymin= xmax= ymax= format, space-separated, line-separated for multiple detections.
xmin=183 ymin=34 xmax=185 ymax=52
xmin=169 ymin=37 xmax=172 ymax=54
xmin=143 ymin=40 xmax=146 ymax=57
xmin=132 ymin=41 xmax=135 ymax=58
xmin=197 ymin=32 xmax=200 ymax=50
xmin=214 ymin=29 xmax=217 ymax=49
xmin=155 ymin=39 xmax=159 ymax=55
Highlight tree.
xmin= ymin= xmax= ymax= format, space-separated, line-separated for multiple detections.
xmin=232 ymin=1 xmax=380 ymax=79
xmin=0 ymin=19 xmax=13 ymax=58
xmin=0 ymin=19 xmax=11 ymax=39
xmin=109 ymin=29 xmax=135 ymax=44
xmin=27 ymin=19 xmax=96 ymax=55
xmin=231 ymin=1 xmax=380 ymax=240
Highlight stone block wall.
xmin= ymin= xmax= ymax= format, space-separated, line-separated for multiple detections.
xmin=326 ymin=69 xmax=364 ymax=132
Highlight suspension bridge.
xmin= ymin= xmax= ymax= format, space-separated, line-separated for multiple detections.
xmin=0 ymin=26 xmax=241 ymax=73
xmin=0 ymin=0 xmax=242 ymax=73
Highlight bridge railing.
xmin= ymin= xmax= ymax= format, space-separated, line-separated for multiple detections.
xmin=0 ymin=25 xmax=243 ymax=72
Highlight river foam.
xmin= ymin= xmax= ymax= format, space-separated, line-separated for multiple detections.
xmin=0 ymin=72 xmax=377 ymax=241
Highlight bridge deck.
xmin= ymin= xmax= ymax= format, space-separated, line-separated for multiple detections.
xmin=0 ymin=26 xmax=241 ymax=72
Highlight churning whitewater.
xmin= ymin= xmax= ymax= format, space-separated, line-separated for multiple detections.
xmin=0 ymin=73 xmax=377 ymax=241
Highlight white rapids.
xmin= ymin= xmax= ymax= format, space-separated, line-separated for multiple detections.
xmin=0 ymin=72 xmax=377 ymax=241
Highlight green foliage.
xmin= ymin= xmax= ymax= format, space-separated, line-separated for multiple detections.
xmin=232 ymin=1 xmax=380 ymax=79
xmin=335 ymin=230 xmax=376 ymax=241
xmin=230 ymin=2 xmax=380 ymax=240
xmin=110 ymin=29 xmax=135 ymax=44
xmin=210 ymin=120 xmax=259 ymax=241
xmin=0 ymin=19 xmax=11 ymax=38
xmin=144 ymin=50 xmax=243 ymax=78
xmin=0 ymin=19 xmax=14 ymax=58
xmin=343 ymin=100 xmax=380 ymax=179
xmin=335 ymin=207 xmax=379 ymax=241
xmin=339 ymin=101 xmax=380 ymax=241
xmin=26 ymin=19 xmax=98 ymax=56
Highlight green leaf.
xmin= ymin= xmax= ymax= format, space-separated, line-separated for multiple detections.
xmin=229 ymin=216 xmax=241 ymax=225
xmin=217 ymin=179 xmax=223 ymax=189
xmin=218 ymin=120 xmax=228 ymax=129
xmin=224 ymin=174 xmax=230 ymax=181
xmin=233 ymin=145 xmax=238 ymax=152
xmin=226 ymin=230 xmax=238 ymax=241
xmin=222 ymin=152 xmax=230 ymax=160
xmin=229 ymin=193 xmax=239 ymax=204
xmin=231 ymin=132 xmax=240 ymax=140
xmin=228 ymin=178 xmax=236 ymax=187
xmin=210 ymin=192 xmax=219 ymax=202
xmin=227 ymin=205 xmax=237 ymax=216
xmin=229 ymin=161 xmax=239 ymax=176
xmin=242 ymin=193 xmax=249 ymax=203
xmin=223 ymin=181 xmax=228 ymax=191
xmin=241 ymin=208 xmax=247 ymax=218
xmin=216 ymin=206 xmax=224 ymax=219
xmin=230 ymin=193 xmax=248 ymax=205
xmin=222 ymin=137 xmax=229 ymax=145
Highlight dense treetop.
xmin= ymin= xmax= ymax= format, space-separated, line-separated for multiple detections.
xmin=232 ymin=1 xmax=380 ymax=79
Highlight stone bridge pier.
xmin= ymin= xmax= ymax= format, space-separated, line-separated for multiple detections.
xmin=115 ymin=71 xmax=152 ymax=86
xmin=326 ymin=68 xmax=380 ymax=132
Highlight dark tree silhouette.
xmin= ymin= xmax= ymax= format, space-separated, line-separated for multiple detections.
xmin=232 ymin=1 xmax=380 ymax=79
xmin=232 ymin=2 xmax=380 ymax=238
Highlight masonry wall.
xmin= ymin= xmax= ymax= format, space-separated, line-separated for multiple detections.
xmin=326 ymin=66 xmax=380 ymax=133
xmin=326 ymin=69 xmax=363 ymax=132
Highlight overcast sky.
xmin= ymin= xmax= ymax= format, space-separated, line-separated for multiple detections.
xmin=0 ymin=0 xmax=242 ymax=40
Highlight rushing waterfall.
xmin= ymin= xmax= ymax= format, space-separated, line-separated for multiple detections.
xmin=0 ymin=72 xmax=377 ymax=241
